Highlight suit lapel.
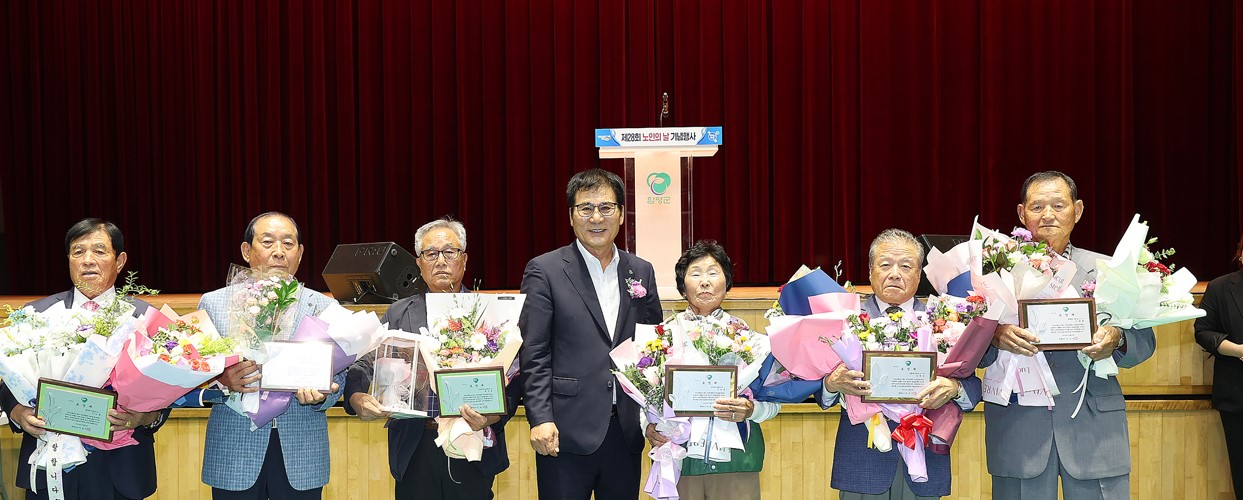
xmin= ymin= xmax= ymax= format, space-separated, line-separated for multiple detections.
xmin=561 ymin=246 xmax=610 ymax=342
xmin=862 ymin=295 xmax=881 ymax=317
xmin=613 ymin=253 xmax=634 ymax=347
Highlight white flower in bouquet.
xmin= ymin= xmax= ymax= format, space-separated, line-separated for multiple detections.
xmin=713 ymin=334 xmax=733 ymax=350
xmin=468 ymin=332 xmax=488 ymax=350
xmin=642 ymin=365 xmax=661 ymax=386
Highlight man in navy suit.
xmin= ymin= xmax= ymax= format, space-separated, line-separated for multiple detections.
xmin=0 ymin=218 xmax=167 ymax=499
xmin=344 ymin=217 xmax=519 ymax=499
xmin=817 ymin=229 xmax=981 ymax=499
xmin=520 ymin=168 xmax=664 ymax=500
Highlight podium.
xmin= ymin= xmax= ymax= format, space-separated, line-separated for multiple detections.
xmin=595 ymin=127 xmax=723 ymax=299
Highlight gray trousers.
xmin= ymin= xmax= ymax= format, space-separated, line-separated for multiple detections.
xmin=991 ymin=438 xmax=1129 ymax=500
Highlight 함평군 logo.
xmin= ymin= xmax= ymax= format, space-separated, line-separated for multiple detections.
xmin=647 ymin=172 xmax=672 ymax=195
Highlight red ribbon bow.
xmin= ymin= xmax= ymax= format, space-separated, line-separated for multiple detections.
xmin=891 ymin=413 xmax=933 ymax=450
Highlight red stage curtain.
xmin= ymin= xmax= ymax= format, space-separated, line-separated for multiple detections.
xmin=0 ymin=0 xmax=1237 ymax=294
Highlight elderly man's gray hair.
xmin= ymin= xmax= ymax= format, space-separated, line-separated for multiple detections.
xmin=868 ymin=228 xmax=924 ymax=265
xmin=414 ymin=217 xmax=468 ymax=255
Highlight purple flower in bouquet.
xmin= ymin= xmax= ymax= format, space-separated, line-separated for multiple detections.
xmin=1011 ymin=227 xmax=1033 ymax=242
xmin=637 ymin=356 xmax=654 ymax=369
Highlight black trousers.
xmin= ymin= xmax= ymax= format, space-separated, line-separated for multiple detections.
xmin=25 ymin=453 xmax=131 ymax=500
xmin=211 ymin=430 xmax=322 ymax=500
xmin=395 ymin=428 xmax=494 ymax=500
xmin=534 ymin=414 xmax=640 ymax=500
xmin=1222 ymin=410 xmax=1243 ymax=499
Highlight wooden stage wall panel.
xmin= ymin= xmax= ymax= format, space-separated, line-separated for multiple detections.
xmin=0 ymin=404 xmax=1231 ymax=500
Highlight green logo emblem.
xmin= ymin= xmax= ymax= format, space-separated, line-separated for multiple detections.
xmin=706 ymin=374 xmax=713 ymax=380
xmin=81 ymin=397 xmax=88 ymax=404
xmin=647 ymin=172 xmax=672 ymax=195
xmin=1063 ymin=306 xmax=1069 ymax=312
xmin=473 ymin=378 xmax=479 ymax=383
xmin=905 ymin=360 xmax=912 ymax=366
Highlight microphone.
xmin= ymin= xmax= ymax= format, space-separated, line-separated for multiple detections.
xmin=660 ymin=93 xmax=670 ymax=126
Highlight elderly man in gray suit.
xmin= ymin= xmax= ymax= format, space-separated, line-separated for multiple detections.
xmin=199 ymin=211 xmax=345 ymax=500
xmin=982 ymin=171 xmax=1156 ymax=500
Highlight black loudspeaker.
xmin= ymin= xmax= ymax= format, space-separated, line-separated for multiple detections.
xmin=322 ymin=242 xmax=423 ymax=304
xmin=916 ymin=234 xmax=969 ymax=297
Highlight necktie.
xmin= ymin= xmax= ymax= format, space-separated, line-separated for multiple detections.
xmin=83 ymin=300 xmax=100 ymax=312
xmin=884 ymin=305 xmax=903 ymax=315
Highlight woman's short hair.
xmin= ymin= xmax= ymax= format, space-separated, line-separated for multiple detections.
xmin=674 ymin=240 xmax=734 ymax=298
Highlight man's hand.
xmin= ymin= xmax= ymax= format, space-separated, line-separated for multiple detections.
xmin=349 ymin=393 xmax=391 ymax=421
xmin=219 ymin=360 xmax=261 ymax=393
xmin=10 ymin=405 xmax=46 ymax=436
xmin=1081 ymin=325 xmax=1123 ymax=361
xmin=108 ymin=408 xmax=159 ymax=432
xmin=916 ymin=376 xmax=961 ymax=410
xmin=822 ymin=364 xmax=870 ymax=396
xmin=530 ymin=421 xmax=560 ymax=457
xmin=645 ymin=423 xmax=670 ymax=447
xmin=295 ymin=383 xmax=339 ymax=406
xmin=460 ymin=404 xmax=500 ymax=432
xmin=993 ymin=324 xmax=1040 ymax=356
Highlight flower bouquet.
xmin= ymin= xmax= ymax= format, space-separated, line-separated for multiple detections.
xmin=610 ymin=322 xmax=687 ymax=500
xmin=0 ymin=273 xmax=156 ymax=497
xmin=920 ymin=293 xmax=998 ymax=452
xmin=832 ymin=309 xmax=937 ymax=482
xmin=966 ymin=220 xmax=1081 ymax=410
xmin=766 ymin=266 xmax=858 ymax=381
xmin=418 ymin=293 xmax=525 ymax=461
xmin=225 ymin=265 xmax=301 ymax=364
xmin=108 ymin=305 xmax=240 ymax=447
xmin=1086 ymin=214 xmax=1205 ymax=330
xmin=673 ymin=311 xmax=775 ymax=475
xmin=221 ymin=265 xmax=306 ymax=429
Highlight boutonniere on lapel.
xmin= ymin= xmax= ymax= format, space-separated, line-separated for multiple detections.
xmin=625 ymin=270 xmax=647 ymax=299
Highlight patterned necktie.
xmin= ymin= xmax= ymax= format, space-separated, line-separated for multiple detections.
xmin=884 ymin=305 xmax=903 ymax=315
xmin=83 ymin=300 xmax=100 ymax=312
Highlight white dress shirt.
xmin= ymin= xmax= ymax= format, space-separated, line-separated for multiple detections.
xmin=575 ymin=240 xmax=621 ymax=340
xmin=72 ymin=287 xmax=116 ymax=313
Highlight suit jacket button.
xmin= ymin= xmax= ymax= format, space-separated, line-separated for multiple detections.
xmin=607 ymin=380 xmax=614 ymax=389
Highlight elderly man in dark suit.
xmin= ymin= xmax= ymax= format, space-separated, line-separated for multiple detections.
xmin=344 ymin=216 xmax=519 ymax=499
xmin=0 ymin=218 xmax=166 ymax=500
xmin=983 ymin=171 xmax=1156 ymax=500
xmin=520 ymin=168 xmax=663 ymax=500
xmin=816 ymin=228 xmax=980 ymax=499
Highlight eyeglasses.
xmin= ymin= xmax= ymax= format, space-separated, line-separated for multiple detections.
xmin=419 ymin=248 xmax=464 ymax=262
xmin=572 ymin=202 xmax=620 ymax=219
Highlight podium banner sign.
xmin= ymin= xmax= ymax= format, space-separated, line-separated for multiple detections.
xmin=595 ymin=127 xmax=723 ymax=148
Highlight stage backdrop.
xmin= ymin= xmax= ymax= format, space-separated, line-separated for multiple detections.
xmin=0 ymin=0 xmax=1239 ymax=294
